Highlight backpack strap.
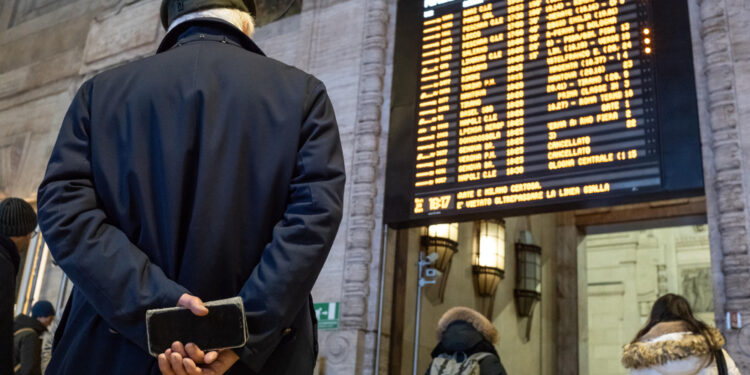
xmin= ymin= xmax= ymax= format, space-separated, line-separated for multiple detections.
xmin=467 ymin=352 xmax=494 ymax=362
xmin=715 ymin=349 xmax=728 ymax=375
xmin=430 ymin=354 xmax=450 ymax=375
xmin=14 ymin=327 xmax=35 ymax=338
xmin=438 ymin=359 xmax=450 ymax=375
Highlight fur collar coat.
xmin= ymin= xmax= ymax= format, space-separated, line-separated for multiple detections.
xmin=621 ymin=321 xmax=741 ymax=375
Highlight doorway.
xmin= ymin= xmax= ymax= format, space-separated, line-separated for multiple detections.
xmin=579 ymin=224 xmax=714 ymax=375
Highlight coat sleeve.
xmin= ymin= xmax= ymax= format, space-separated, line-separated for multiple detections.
xmin=36 ymin=80 xmax=189 ymax=350
xmin=481 ymin=354 xmax=508 ymax=375
xmin=0 ymin=256 xmax=14 ymax=375
xmin=16 ymin=331 xmax=41 ymax=375
xmin=234 ymin=80 xmax=346 ymax=371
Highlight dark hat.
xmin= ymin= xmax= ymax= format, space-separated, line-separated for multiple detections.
xmin=0 ymin=198 xmax=37 ymax=237
xmin=31 ymin=300 xmax=55 ymax=318
xmin=160 ymin=0 xmax=257 ymax=29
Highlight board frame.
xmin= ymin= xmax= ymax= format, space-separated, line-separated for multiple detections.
xmin=384 ymin=0 xmax=704 ymax=228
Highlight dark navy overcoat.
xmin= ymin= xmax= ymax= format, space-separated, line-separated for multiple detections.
xmin=37 ymin=18 xmax=345 ymax=375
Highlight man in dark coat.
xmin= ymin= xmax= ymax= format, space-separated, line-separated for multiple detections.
xmin=0 ymin=198 xmax=38 ymax=375
xmin=13 ymin=301 xmax=56 ymax=375
xmin=427 ymin=307 xmax=508 ymax=375
xmin=35 ymin=0 xmax=346 ymax=373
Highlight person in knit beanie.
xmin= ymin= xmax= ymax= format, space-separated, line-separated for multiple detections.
xmin=0 ymin=197 xmax=37 ymax=375
xmin=13 ymin=300 xmax=56 ymax=375
xmin=0 ymin=197 xmax=38 ymax=252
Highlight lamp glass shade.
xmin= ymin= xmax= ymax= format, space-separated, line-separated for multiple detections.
xmin=474 ymin=220 xmax=505 ymax=271
xmin=517 ymin=247 xmax=541 ymax=293
xmin=422 ymin=223 xmax=459 ymax=242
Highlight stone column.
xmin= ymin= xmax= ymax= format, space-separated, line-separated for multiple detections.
xmin=332 ymin=0 xmax=391 ymax=373
xmin=695 ymin=0 xmax=750 ymax=370
xmin=556 ymin=212 xmax=582 ymax=374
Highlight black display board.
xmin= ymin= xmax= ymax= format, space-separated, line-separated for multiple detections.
xmin=384 ymin=0 xmax=703 ymax=227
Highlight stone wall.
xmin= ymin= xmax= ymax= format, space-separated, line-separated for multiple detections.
xmin=688 ymin=0 xmax=750 ymax=371
xmin=0 ymin=0 xmax=166 ymax=200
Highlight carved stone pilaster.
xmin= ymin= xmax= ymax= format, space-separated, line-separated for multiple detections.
xmin=80 ymin=0 xmax=161 ymax=75
xmin=340 ymin=0 xmax=389 ymax=334
xmin=696 ymin=0 xmax=750 ymax=370
xmin=93 ymin=0 xmax=144 ymax=21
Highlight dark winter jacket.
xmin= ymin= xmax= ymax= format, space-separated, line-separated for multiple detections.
xmin=37 ymin=17 xmax=345 ymax=375
xmin=428 ymin=307 xmax=507 ymax=375
xmin=12 ymin=314 xmax=46 ymax=375
xmin=0 ymin=235 xmax=20 ymax=375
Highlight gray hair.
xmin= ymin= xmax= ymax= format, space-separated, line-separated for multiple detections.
xmin=168 ymin=7 xmax=256 ymax=38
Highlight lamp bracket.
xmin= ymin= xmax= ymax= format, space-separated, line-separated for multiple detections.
xmin=420 ymin=236 xmax=459 ymax=251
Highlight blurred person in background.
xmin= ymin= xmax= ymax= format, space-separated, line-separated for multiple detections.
xmin=622 ymin=293 xmax=741 ymax=375
xmin=0 ymin=198 xmax=37 ymax=375
xmin=427 ymin=307 xmax=508 ymax=375
xmin=13 ymin=301 xmax=55 ymax=375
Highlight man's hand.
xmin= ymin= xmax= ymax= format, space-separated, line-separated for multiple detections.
xmin=157 ymin=342 xmax=239 ymax=375
xmin=159 ymin=296 xmax=239 ymax=374
xmin=177 ymin=294 xmax=209 ymax=316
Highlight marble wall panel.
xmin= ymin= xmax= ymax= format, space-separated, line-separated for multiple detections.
xmin=7 ymin=0 xmax=79 ymax=28
xmin=0 ymin=89 xmax=71 ymax=198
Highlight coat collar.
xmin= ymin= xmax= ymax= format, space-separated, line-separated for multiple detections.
xmin=14 ymin=314 xmax=47 ymax=335
xmin=157 ymin=17 xmax=265 ymax=56
xmin=437 ymin=306 xmax=498 ymax=344
xmin=431 ymin=321 xmax=500 ymax=359
xmin=621 ymin=323 xmax=725 ymax=370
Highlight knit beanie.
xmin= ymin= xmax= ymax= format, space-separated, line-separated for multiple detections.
xmin=31 ymin=300 xmax=56 ymax=318
xmin=160 ymin=0 xmax=257 ymax=29
xmin=0 ymin=198 xmax=37 ymax=237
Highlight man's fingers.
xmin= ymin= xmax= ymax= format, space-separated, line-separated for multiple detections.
xmin=185 ymin=343 xmax=206 ymax=364
xmin=172 ymin=342 xmax=187 ymax=357
xmin=204 ymin=351 xmax=218 ymax=364
xmin=178 ymin=294 xmax=209 ymax=316
xmin=188 ymin=298 xmax=209 ymax=316
xmin=170 ymin=353 xmax=188 ymax=375
xmin=158 ymin=354 xmax=176 ymax=375
xmin=183 ymin=357 xmax=203 ymax=375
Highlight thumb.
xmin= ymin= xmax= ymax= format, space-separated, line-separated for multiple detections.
xmin=205 ymin=351 xmax=218 ymax=364
xmin=178 ymin=294 xmax=209 ymax=316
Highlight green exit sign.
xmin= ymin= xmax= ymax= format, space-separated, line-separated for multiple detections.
xmin=314 ymin=302 xmax=339 ymax=330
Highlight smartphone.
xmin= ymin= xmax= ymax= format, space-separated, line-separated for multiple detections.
xmin=146 ymin=297 xmax=248 ymax=357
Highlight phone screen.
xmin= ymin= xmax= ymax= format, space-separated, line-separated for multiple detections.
xmin=147 ymin=301 xmax=247 ymax=356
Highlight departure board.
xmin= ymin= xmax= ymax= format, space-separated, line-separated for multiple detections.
xmin=385 ymin=0 xmax=703 ymax=227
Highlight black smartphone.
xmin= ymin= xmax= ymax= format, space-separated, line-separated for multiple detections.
xmin=146 ymin=297 xmax=248 ymax=357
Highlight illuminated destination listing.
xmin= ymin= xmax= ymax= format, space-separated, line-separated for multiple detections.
xmin=412 ymin=0 xmax=659 ymax=216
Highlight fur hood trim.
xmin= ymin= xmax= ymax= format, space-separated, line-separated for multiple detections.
xmin=621 ymin=323 xmax=725 ymax=370
xmin=436 ymin=307 xmax=498 ymax=344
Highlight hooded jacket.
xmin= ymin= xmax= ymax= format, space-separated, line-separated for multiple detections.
xmin=622 ymin=321 xmax=741 ymax=375
xmin=0 ymin=235 xmax=20 ymax=375
xmin=427 ymin=307 xmax=508 ymax=375
xmin=12 ymin=314 xmax=47 ymax=375
xmin=37 ymin=17 xmax=345 ymax=375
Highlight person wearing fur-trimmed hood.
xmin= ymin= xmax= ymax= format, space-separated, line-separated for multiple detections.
xmin=426 ymin=306 xmax=508 ymax=375
xmin=622 ymin=294 xmax=741 ymax=375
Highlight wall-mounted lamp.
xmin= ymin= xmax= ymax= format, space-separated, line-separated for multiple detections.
xmin=514 ymin=230 xmax=542 ymax=318
xmin=472 ymin=220 xmax=505 ymax=318
xmin=420 ymin=223 xmax=459 ymax=302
